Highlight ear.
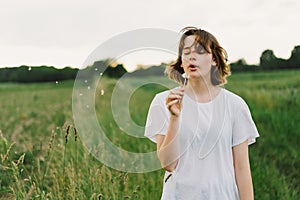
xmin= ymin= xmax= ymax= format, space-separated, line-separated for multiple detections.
xmin=212 ymin=58 xmax=217 ymax=66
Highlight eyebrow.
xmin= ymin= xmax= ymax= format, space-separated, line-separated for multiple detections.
xmin=183 ymin=41 xmax=199 ymax=50
xmin=183 ymin=46 xmax=191 ymax=50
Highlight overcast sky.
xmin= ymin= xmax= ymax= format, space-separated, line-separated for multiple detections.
xmin=0 ymin=0 xmax=299 ymax=71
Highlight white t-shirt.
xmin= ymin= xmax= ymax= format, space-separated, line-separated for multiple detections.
xmin=144 ymin=88 xmax=259 ymax=200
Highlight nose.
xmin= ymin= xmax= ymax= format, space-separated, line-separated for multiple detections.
xmin=188 ymin=47 xmax=197 ymax=60
xmin=182 ymin=52 xmax=196 ymax=63
xmin=189 ymin=56 xmax=196 ymax=61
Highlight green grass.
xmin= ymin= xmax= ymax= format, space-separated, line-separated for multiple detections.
xmin=0 ymin=70 xmax=299 ymax=199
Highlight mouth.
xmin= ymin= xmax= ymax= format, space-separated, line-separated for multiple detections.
xmin=188 ymin=64 xmax=198 ymax=71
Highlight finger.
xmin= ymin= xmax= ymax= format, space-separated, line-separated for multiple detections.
xmin=166 ymin=100 xmax=180 ymax=110
xmin=170 ymin=88 xmax=184 ymax=95
xmin=169 ymin=91 xmax=184 ymax=98
xmin=168 ymin=94 xmax=183 ymax=100
xmin=166 ymin=100 xmax=180 ymax=116
xmin=167 ymin=92 xmax=182 ymax=99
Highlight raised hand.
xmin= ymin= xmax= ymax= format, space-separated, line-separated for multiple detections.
xmin=166 ymin=87 xmax=185 ymax=117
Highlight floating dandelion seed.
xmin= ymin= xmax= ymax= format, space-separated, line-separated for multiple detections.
xmin=100 ymin=73 xmax=103 ymax=76
xmin=55 ymin=81 xmax=58 ymax=84
xmin=101 ymin=89 xmax=105 ymax=95
xmin=88 ymin=86 xmax=91 ymax=90
xmin=79 ymin=93 xmax=83 ymax=96
xmin=86 ymin=105 xmax=90 ymax=108
xmin=95 ymin=68 xmax=98 ymax=71
xmin=28 ymin=67 xmax=32 ymax=71
xmin=84 ymin=80 xmax=88 ymax=83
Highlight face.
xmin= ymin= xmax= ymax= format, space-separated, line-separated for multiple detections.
xmin=181 ymin=35 xmax=216 ymax=80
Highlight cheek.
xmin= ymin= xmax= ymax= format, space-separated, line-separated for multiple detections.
xmin=200 ymin=57 xmax=213 ymax=66
xmin=204 ymin=54 xmax=216 ymax=65
xmin=181 ymin=56 xmax=189 ymax=66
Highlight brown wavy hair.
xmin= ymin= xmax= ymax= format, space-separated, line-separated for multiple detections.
xmin=165 ymin=26 xmax=231 ymax=85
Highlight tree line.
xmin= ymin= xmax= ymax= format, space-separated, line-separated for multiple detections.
xmin=230 ymin=45 xmax=300 ymax=72
xmin=0 ymin=60 xmax=127 ymax=83
xmin=0 ymin=46 xmax=299 ymax=83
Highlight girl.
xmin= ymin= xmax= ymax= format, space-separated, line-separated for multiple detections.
xmin=144 ymin=27 xmax=259 ymax=199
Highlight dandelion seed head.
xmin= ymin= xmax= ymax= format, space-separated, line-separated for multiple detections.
xmin=182 ymin=73 xmax=190 ymax=79
xmin=28 ymin=67 xmax=32 ymax=71
xmin=100 ymin=73 xmax=103 ymax=76
xmin=55 ymin=81 xmax=58 ymax=84
xmin=79 ymin=93 xmax=83 ymax=96
xmin=182 ymin=73 xmax=189 ymax=86
xmin=88 ymin=86 xmax=91 ymax=90
xmin=101 ymin=89 xmax=105 ymax=95
xmin=85 ymin=80 xmax=88 ymax=83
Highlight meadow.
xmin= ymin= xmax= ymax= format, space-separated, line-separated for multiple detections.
xmin=0 ymin=70 xmax=299 ymax=199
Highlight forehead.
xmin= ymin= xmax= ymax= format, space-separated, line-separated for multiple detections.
xmin=183 ymin=35 xmax=197 ymax=47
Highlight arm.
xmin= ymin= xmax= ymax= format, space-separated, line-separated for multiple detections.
xmin=156 ymin=115 xmax=180 ymax=172
xmin=156 ymin=88 xmax=184 ymax=172
xmin=232 ymin=140 xmax=254 ymax=200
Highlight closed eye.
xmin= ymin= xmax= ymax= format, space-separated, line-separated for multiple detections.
xmin=182 ymin=44 xmax=207 ymax=55
xmin=196 ymin=44 xmax=207 ymax=54
xmin=183 ymin=51 xmax=191 ymax=55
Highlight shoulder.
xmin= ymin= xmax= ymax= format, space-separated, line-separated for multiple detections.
xmin=223 ymin=89 xmax=249 ymax=112
xmin=151 ymin=87 xmax=178 ymax=104
xmin=154 ymin=90 xmax=170 ymax=100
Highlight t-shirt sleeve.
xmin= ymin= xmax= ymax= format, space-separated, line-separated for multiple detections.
xmin=232 ymin=98 xmax=259 ymax=147
xmin=144 ymin=94 xmax=170 ymax=143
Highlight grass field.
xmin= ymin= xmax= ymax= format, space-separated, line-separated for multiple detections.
xmin=0 ymin=70 xmax=299 ymax=199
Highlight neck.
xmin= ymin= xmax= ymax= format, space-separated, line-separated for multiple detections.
xmin=185 ymin=77 xmax=220 ymax=103
xmin=186 ymin=77 xmax=215 ymax=93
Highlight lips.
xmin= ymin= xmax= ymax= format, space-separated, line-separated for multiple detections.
xmin=188 ymin=64 xmax=198 ymax=71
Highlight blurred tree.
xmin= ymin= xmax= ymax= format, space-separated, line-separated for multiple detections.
xmin=0 ymin=66 xmax=78 ymax=83
xmin=128 ymin=63 xmax=166 ymax=77
xmin=105 ymin=64 xmax=127 ymax=78
xmin=287 ymin=46 xmax=300 ymax=68
xmin=229 ymin=59 xmax=259 ymax=72
xmin=260 ymin=49 xmax=277 ymax=69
